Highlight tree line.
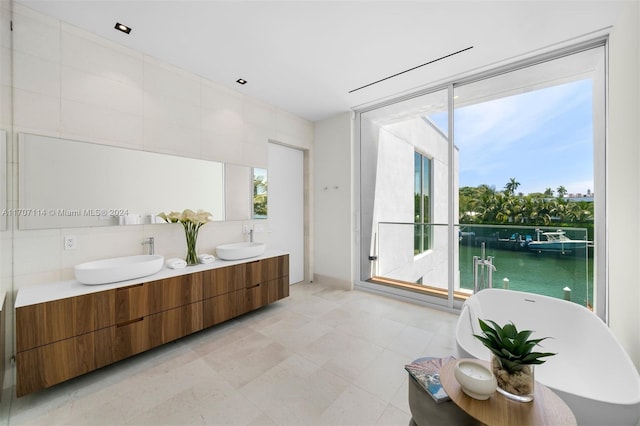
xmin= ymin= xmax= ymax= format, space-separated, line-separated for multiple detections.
xmin=459 ymin=178 xmax=594 ymax=227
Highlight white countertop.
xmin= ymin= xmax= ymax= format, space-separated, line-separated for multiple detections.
xmin=15 ymin=249 xmax=288 ymax=308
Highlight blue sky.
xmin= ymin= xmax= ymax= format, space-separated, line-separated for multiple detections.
xmin=430 ymin=79 xmax=594 ymax=196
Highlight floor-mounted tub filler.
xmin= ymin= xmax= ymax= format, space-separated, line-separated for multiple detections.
xmin=456 ymin=288 xmax=640 ymax=426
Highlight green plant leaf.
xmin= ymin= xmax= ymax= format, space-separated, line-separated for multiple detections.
xmin=515 ymin=329 xmax=533 ymax=342
xmin=502 ymin=323 xmax=517 ymax=338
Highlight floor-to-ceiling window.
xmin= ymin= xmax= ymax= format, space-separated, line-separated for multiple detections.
xmin=357 ymin=40 xmax=606 ymax=318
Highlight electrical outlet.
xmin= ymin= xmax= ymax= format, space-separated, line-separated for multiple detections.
xmin=64 ymin=235 xmax=77 ymax=250
xmin=242 ymin=224 xmax=251 ymax=234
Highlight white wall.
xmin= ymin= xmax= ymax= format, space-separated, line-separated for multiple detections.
xmin=3 ymin=3 xmax=314 ymax=386
xmin=608 ymin=0 xmax=640 ymax=370
xmin=313 ymin=112 xmax=352 ymax=289
xmin=374 ymin=127 xmax=414 ymax=279
xmin=373 ymin=118 xmax=452 ymax=287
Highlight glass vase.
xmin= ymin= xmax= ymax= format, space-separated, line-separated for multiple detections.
xmin=491 ymin=355 xmax=535 ymax=402
xmin=183 ymin=223 xmax=200 ymax=266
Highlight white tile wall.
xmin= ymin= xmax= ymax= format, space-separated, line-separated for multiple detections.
xmin=12 ymin=229 xmax=61 ymax=277
xmin=12 ymin=5 xmax=60 ymax=61
xmin=201 ymin=130 xmax=243 ymax=164
xmin=144 ymin=92 xmax=200 ymax=129
xmin=61 ymin=99 xmax=144 ymax=147
xmin=201 ymin=80 xmax=242 ymax=110
xmin=0 ymin=84 xmax=11 ymax=127
xmin=13 ymin=88 xmax=61 ymax=133
xmin=61 ymin=66 xmax=143 ymax=116
xmin=243 ymin=97 xmax=277 ymax=129
xmin=0 ymin=47 xmax=10 ymax=87
xmin=61 ymin=25 xmax=143 ymax=87
xmin=143 ymin=57 xmax=201 ymax=105
xmin=13 ymin=51 xmax=60 ymax=97
xmin=143 ymin=117 xmax=202 ymax=157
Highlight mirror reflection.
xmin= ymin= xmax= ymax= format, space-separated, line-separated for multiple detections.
xmin=253 ymin=167 xmax=267 ymax=219
xmin=18 ymin=133 xmax=225 ymax=229
xmin=225 ymin=164 xmax=251 ymax=220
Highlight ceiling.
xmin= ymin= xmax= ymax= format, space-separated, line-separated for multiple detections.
xmin=16 ymin=1 xmax=628 ymax=122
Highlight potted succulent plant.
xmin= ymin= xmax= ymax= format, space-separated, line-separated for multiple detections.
xmin=474 ymin=319 xmax=556 ymax=402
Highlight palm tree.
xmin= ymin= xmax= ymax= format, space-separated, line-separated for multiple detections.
xmin=544 ymin=188 xmax=554 ymax=197
xmin=566 ymin=201 xmax=594 ymax=222
xmin=504 ymin=178 xmax=521 ymax=196
xmin=557 ymin=185 xmax=567 ymax=198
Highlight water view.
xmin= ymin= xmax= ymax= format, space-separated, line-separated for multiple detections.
xmin=458 ymin=227 xmax=593 ymax=308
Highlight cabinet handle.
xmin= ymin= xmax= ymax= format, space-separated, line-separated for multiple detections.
xmin=116 ymin=317 xmax=144 ymax=327
xmin=247 ymin=283 xmax=261 ymax=289
xmin=118 ymin=283 xmax=143 ymax=290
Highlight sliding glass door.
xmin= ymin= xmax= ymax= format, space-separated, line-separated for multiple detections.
xmin=357 ymin=41 xmax=606 ymax=317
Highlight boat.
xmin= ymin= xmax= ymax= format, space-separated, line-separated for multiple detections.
xmin=525 ymin=229 xmax=591 ymax=253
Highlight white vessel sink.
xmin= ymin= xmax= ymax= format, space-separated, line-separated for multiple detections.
xmin=75 ymin=254 xmax=164 ymax=285
xmin=216 ymin=242 xmax=266 ymax=260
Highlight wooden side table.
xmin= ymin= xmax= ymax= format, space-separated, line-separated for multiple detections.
xmin=440 ymin=359 xmax=576 ymax=426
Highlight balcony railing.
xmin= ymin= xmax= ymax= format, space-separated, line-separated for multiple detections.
xmin=374 ymin=222 xmax=592 ymax=307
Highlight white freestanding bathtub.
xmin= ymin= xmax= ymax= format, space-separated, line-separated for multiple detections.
xmin=456 ymin=288 xmax=640 ymax=426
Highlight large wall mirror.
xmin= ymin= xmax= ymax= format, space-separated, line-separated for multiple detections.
xmin=18 ymin=133 xmax=226 ymax=229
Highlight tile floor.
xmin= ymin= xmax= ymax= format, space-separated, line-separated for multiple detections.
xmin=1 ymin=282 xmax=460 ymax=425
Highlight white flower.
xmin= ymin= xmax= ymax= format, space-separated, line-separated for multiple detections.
xmin=158 ymin=209 xmax=212 ymax=225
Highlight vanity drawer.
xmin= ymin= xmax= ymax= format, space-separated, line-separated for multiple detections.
xmin=115 ymin=283 xmax=149 ymax=323
xmin=16 ymin=332 xmax=96 ymax=397
xmin=245 ymin=260 xmax=262 ymax=287
xmin=147 ymin=273 xmax=203 ymax=313
xmin=246 ymin=276 xmax=289 ymax=311
xmin=246 ymin=282 xmax=267 ymax=311
xmin=160 ymin=302 xmax=204 ymax=343
xmin=112 ymin=317 xmax=150 ymax=362
xmin=203 ymin=289 xmax=245 ymax=327
xmin=261 ymin=255 xmax=289 ymax=281
xmin=202 ymin=264 xmax=246 ymax=298
xmin=16 ymin=290 xmax=116 ymax=352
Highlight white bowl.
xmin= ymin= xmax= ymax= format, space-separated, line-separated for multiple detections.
xmin=453 ymin=359 xmax=497 ymax=400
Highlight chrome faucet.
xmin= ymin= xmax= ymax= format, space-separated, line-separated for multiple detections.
xmin=142 ymin=237 xmax=155 ymax=255
xmin=473 ymin=242 xmax=496 ymax=293
xmin=249 ymin=229 xmax=254 ymax=243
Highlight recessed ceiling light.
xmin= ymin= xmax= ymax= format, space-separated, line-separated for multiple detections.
xmin=236 ymin=78 xmax=247 ymax=85
xmin=114 ymin=22 xmax=132 ymax=34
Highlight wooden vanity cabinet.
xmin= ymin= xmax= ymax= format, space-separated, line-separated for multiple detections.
xmin=15 ymin=254 xmax=289 ymax=397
